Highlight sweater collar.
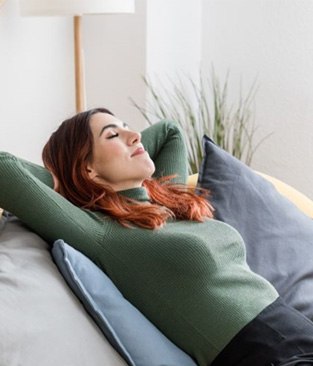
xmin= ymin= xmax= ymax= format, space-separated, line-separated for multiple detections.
xmin=118 ymin=187 xmax=150 ymax=202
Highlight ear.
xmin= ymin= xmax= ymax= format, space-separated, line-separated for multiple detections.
xmin=86 ymin=163 xmax=98 ymax=181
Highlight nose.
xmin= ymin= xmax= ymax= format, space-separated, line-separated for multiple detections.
xmin=127 ymin=130 xmax=141 ymax=145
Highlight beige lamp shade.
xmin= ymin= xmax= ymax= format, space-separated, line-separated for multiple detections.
xmin=19 ymin=0 xmax=135 ymax=16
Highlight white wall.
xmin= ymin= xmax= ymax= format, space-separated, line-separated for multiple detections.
xmin=143 ymin=0 xmax=203 ymax=125
xmin=1 ymin=0 xmax=313 ymax=199
xmin=146 ymin=0 xmax=202 ymax=79
xmin=0 ymin=0 xmax=74 ymax=163
xmin=83 ymin=0 xmax=147 ymax=130
xmin=0 ymin=0 xmax=146 ymax=163
xmin=202 ymin=0 xmax=313 ymax=198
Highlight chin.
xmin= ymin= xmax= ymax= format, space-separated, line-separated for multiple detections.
xmin=147 ymin=167 xmax=155 ymax=178
xmin=148 ymin=161 xmax=156 ymax=175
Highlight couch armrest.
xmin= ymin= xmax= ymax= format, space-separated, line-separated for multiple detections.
xmin=255 ymin=172 xmax=313 ymax=219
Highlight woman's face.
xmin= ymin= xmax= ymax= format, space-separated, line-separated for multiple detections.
xmin=87 ymin=112 xmax=155 ymax=191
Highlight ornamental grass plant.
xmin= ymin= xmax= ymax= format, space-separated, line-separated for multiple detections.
xmin=132 ymin=71 xmax=270 ymax=174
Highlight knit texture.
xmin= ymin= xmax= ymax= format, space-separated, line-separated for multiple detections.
xmin=0 ymin=120 xmax=278 ymax=365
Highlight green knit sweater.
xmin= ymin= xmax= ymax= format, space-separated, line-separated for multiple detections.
xmin=0 ymin=120 xmax=278 ymax=365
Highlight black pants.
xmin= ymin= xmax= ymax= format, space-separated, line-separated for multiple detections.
xmin=212 ymin=297 xmax=313 ymax=366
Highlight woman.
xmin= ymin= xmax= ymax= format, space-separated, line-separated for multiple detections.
xmin=1 ymin=107 xmax=313 ymax=366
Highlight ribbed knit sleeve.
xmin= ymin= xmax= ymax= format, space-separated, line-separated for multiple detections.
xmin=141 ymin=120 xmax=188 ymax=184
xmin=0 ymin=152 xmax=104 ymax=256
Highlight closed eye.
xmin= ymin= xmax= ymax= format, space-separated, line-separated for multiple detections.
xmin=107 ymin=132 xmax=119 ymax=139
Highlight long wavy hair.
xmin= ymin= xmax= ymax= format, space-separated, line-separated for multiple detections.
xmin=42 ymin=108 xmax=214 ymax=229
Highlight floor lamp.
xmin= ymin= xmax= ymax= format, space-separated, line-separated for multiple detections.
xmin=19 ymin=0 xmax=135 ymax=113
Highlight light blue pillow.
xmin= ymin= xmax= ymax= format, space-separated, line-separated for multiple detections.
xmin=198 ymin=135 xmax=313 ymax=321
xmin=52 ymin=240 xmax=197 ymax=366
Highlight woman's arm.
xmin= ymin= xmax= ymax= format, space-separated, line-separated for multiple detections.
xmin=0 ymin=152 xmax=104 ymax=256
xmin=18 ymin=157 xmax=54 ymax=187
xmin=141 ymin=120 xmax=188 ymax=184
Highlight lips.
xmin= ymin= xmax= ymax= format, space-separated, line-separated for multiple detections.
xmin=131 ymin=147 xmax=145 ymax=157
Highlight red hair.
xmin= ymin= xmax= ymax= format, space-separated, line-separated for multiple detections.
xmin=42 ymin=108 xmax=214 ymax=229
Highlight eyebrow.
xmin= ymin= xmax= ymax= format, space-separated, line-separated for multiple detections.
xmin=99 ymin=122 xmax=128 ymax=137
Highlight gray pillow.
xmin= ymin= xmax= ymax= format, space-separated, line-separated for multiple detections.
xmin=198 ymin=136 xmax=313 ymax=320
xmin=52 ymin=239 xmax=197 ymax=366
xmin=0 ymin=214 xmax=127 ymax=366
